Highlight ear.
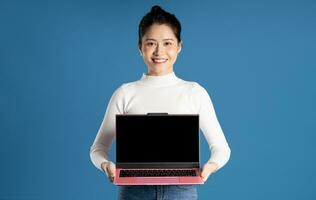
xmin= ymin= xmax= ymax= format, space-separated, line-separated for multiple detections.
xmin=177 ymin=41 xmax=183 ymax=53
xmin=138 ymin=43 xmax=143 ymax=56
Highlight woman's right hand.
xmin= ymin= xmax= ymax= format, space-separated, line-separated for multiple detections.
xmin=101 ymin=161 xmax=116 ymax=183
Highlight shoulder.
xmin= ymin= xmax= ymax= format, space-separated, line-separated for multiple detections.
xmin=112 ymin=80 xmax=141 ymax=96
xmin=178 ymin=78 xmax=208 ymax=94
xmin=119 ymin=80 xmax=140 ymax=92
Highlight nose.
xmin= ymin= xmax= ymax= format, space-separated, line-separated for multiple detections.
xmin=154 ymin=44 xmax=163 ymax=56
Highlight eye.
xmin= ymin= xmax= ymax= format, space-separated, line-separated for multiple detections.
xmin=164 ymin=42 xmax=172 ymax=46
xmin=146 ymin=42 xmax=156 ymax=47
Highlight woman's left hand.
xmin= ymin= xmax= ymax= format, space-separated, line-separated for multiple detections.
xmin=200 ymin=162 xmax=219 ymax=182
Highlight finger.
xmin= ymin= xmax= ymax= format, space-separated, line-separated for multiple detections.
xmin=200 ymin=170 xmax=208 ymax=180
xmin=201 ymin=167 xmax=212 ymax=181
xmin=109 ymin=171 xmax=115 ymax=179
xmin=107 ymin=163 xmax=116 ymax=177
xmin=109 ymin=176 xmax=114 ymax=183
xmin=201 ymin=166 xmax=210 ymax=177
xmin=201 ymin=171 xmax=210 ymax=180
xmin=106 ymin=165 xmax=116 ymax=182
xmin=109 ymin=162 xmax=116 ymax=171
xmin=107 ymin=170 xmax=115 ymax=183
xmin=202 ymin=175 xmax=209 ymax=182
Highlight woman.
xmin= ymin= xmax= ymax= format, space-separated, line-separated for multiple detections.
xmin=90 ymin=5 xmax=231 ymax=200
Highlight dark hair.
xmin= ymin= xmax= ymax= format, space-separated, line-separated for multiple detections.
xmin=138 ymin=5 xmax=182 ymax=48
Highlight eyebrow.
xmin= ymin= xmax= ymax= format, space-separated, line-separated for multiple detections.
xmin=145 ymin=38 xmax=175 ymax=42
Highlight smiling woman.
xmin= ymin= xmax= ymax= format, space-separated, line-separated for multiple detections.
xmin=140 ymin=23 xmax=182 ymax=76
xmin=90 ymin=5 xmax=231 ymax=200
xmin=137 ymin=5 xmax=182 ymax=76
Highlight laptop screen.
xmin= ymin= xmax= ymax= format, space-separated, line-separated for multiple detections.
xmin=116 ymin=114 xmax=199 ymax=166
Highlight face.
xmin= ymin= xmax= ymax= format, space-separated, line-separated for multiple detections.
xmin=140 ymin=23 xmax=182 ymax=76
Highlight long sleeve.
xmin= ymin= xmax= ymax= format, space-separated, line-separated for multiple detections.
xmin=197 ymin=84 xmax=231 ymax=170
xmin=89 ymin=86 xmax=125 ymax=171
xmin=90 ymin=72 xmax=231 ymax=173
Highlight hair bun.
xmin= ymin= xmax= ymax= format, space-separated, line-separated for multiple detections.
xmin=151 ymin=5 xmax=164 ymax=13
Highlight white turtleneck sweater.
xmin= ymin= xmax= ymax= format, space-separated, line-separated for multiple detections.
xmin=90 ymin=72 xmax=231 ymax=171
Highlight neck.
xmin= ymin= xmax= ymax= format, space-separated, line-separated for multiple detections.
xmin=147 ymin=68 xmax=174 ymax=76
xmin=139 ymin=71 xmax=180 ymax=86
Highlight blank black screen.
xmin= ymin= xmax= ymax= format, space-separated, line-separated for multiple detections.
xmin=116 ymin=115 xmax=199 ymax=163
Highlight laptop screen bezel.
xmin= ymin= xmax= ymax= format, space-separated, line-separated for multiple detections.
xmin=115 ymin=114 xmax=200 ymax=169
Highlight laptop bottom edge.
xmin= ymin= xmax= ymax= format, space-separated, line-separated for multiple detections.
xmin=114 ymin=168 xmax=204 ymax=185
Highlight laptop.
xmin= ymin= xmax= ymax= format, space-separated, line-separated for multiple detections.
xmin=113 ymin=113 xmax=204 ymax=185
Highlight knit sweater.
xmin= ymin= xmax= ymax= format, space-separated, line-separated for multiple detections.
xmin=90 ymin=71 xmax=231 ymax=171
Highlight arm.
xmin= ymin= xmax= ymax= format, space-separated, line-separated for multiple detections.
xmin=89 ymin=86 xmax=125 ymax=171
xmin=197 ymin=85 xmax=231 ymax=180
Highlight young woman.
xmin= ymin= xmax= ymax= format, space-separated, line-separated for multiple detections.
xmin=90 ymin=5 xmax=231 ymax=200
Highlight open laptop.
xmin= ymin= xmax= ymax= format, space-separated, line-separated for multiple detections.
xmin=113 ymin=113 xmax=204 ymax=185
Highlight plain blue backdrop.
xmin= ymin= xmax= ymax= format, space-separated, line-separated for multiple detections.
xmin=1 ymin=0 xmax=315 ymax=199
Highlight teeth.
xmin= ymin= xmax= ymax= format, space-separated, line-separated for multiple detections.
xmin=152 ymin=58 xmax=167 ymax=63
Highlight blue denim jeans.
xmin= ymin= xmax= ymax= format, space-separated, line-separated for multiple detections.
xmin=118 ymin=185 xmax=198 ymax=200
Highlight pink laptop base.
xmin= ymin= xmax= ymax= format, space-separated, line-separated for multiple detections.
xmin=114 ymin=168 xmax=204 ymax=185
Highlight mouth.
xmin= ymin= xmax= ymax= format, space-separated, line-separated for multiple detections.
xmin=152 ymin=58 xmax=168 ymax=64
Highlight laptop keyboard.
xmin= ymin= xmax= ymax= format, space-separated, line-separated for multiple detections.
xmin=119 ymin=169 xmax=197 ymax=177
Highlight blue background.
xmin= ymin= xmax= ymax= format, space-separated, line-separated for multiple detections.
xmin=1 ymin=0 xmax=315 ymax=199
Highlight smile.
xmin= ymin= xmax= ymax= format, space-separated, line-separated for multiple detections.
xmin=152 ymin=58 xmax=168 ymax=64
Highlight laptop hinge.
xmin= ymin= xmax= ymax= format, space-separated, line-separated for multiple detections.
xmin=146 ymin=113 xmax=169 ymax=116
xmin=116 ymin=162 xmax=200 ymax=169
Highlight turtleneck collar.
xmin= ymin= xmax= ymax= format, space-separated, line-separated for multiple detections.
xmin=139 ymin=71 xmax=181 ymax=86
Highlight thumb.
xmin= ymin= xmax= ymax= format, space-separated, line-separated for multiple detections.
xmin=201 ymin=167 xmax=210 ymax=180
xmin=201 ymin=162 xmax=219 ymax=181
xmin=107 ymin=162 xmax=116 ymax=176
